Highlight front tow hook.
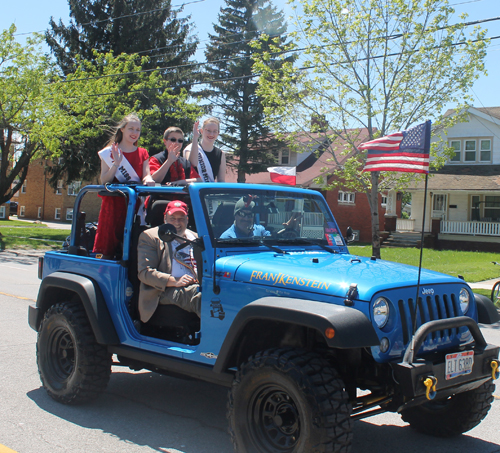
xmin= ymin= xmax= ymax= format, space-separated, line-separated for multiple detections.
xmin=423 ymin=376 xmax=438 ymax=400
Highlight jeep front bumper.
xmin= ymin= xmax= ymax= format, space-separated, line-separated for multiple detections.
xmin=390 ymin=316 xmax=499 ymax=409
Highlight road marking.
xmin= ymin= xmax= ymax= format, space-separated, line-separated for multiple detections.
xmin=0 ymin=291 xmax=34 ymax=301
xmin=0 ymin=444 xmax=18 ymax=453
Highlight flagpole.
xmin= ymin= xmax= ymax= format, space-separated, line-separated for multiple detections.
xmin=412 ymin=173 xmax=429 ymax=336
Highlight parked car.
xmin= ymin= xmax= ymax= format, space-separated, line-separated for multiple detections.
xmin=29 ymin=183 xmax=500 ymax=453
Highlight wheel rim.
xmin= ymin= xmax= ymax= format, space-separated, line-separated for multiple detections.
xmin=250 ymin=385 xmax=300 ymax=451
xmin=47 ymin=326 xmax=75 ymax=382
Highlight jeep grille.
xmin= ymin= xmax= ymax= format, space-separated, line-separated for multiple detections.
xmin=398 ymin=293 xmax=462 ymax=347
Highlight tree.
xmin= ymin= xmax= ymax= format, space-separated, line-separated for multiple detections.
xmin=46 ymin=0 xmax=197 ymax=81
xmin=204 ymin=0 xmax=294 ymax=182
xmin=0 ymin=26 xmax=59 ymax=205
xmin=45 ymin=0 xmax=201 ymax=183
xmin=253 ymin=0 xmax=487 ymax=257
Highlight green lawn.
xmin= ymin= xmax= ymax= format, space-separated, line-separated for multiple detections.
xmin=350 ymin=246 xmax=500 ymax=283
xmin=1 ymin=219 xmax=499 ymax=286
xmin=0 ymin=220 xmax=70 ymax=250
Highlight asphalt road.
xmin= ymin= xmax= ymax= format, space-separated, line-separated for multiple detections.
xmin=0 ymin=250 xmax=499 ymax=453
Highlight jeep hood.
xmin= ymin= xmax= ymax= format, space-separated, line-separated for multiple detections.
xmin=218 ymin=251 xmax=465 ymax=301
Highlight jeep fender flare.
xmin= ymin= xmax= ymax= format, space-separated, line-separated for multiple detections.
xmin=32 ymin=272 xmax=119 ymax=345
xmin=474 ymin=293 xmax=500 ymax=324
xmin=213 ymin=297 xmax=379 ymax=373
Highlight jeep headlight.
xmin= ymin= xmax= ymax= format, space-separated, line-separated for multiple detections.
xmin=459 ymin=288 xmax=470 ymax=314
xmin=373 ymin=297 xmax=390 ymax=329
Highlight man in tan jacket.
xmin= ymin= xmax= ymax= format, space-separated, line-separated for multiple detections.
xmin=137 ymin=200 xmax=200 ymax=323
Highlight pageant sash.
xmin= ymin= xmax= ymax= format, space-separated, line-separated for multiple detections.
xmin=98 ymin=146 xmax=141 ymax=183
xmin=197 ymin=146 xmax=215 ymax=182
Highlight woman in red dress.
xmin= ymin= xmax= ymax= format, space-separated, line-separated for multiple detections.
xmin=93 ymin=114 xmax=154 ymax=259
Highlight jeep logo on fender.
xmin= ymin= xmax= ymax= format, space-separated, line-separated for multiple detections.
xmin=422 ymin=288 xmax=434 ymax=295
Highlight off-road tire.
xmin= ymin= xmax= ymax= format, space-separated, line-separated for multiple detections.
xmin=401 ymin=380 xmax=495 ymax=437
xmin=37 ymin=300 xmax=112 ymax=404
xmin=227 ymin=348 xmax=353 ymax=453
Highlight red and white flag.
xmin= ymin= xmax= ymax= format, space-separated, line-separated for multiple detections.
xmin=267 ymin=166 xmax=296 ymax=185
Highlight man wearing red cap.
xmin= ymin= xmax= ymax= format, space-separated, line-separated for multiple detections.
xmin=137 ymin=200 xmax=200 ymax=323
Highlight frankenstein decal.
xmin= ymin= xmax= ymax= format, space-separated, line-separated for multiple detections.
xmin=250 ymin=271 xmax=331 ymax=290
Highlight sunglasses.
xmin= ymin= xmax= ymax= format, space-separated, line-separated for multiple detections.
xmin=236 ymin=211 xmax=254 ymax=218
xmin=167 ymin=138 xmax=184 ymax=144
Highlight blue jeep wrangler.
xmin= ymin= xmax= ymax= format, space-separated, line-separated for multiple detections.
xmin=29 ymin=183 xmax=499 ymax=453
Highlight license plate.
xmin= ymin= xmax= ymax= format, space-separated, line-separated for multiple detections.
xmin=445 ymin=351 xmax=474 ymax=380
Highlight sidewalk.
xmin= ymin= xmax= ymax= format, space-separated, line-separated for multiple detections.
xmin=9 ymin=217 xmax=71 ymax=230
xmin=467 ymin=278 xmax=499 ymax=290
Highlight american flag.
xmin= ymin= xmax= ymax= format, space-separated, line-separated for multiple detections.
xmin=360 ymin=121 xmax=431 ymax=174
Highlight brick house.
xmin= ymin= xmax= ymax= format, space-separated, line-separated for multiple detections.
xmin=14 ymin=158 xmax=100 ymax=223
xmin=225 ymin=128 xmax=401 ymax=243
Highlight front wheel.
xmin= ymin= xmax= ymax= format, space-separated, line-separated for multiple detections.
xmin=227 ymin=348 xmax=353 ymax=453
xmin=37 ymin=300 xmax=112 ymax=404
xmin=401 ymin=380 xmax=495 ymax=437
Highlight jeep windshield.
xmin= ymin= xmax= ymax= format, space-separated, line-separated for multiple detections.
xmin=201 ymin=187 xmax=345 ymax=249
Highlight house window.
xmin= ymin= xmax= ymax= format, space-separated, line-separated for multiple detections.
xmin=450 ymin=140 xmax=461 ymax=162
xmin=0 ymin=206 xmax=5 ymax=219
xmin=279 ymin=149 xmax=290 ymax=165
xmin=464 ymin=140 xmax=476 ymax=162
xmin=484 ymin=196 xmax=500 ymax=221
xmin=67 ymin=181 xmax=81 ymax=196
xmin=55 ymin=208 xmax=61 ymax=220
xmin=480 ymin=139 xmax=491 ymax=162
xmin=20 ymin=206 xmax=25 ymax=217
xmin=56 ymin=180 xmax=64 ymax=195
xmin=66 ymin=208 xmax=73 ymax=221
xmin=21 ymin=180 xmax=27 ymax=194
xmin=37 ymin=207 xmax=42 ymax=219
xmin=338 ymin=191 xmax=355 ymax=204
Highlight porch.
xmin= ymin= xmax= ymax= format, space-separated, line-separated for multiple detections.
xmin=393 ymin=218 xmax=500 ymax=251
xmin=396 ymin=219 xmax=500 ymax=236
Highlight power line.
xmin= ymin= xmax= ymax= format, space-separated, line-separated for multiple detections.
xmin=54 ymin=16 xmax=500 ymax=85
xmin=54 ymin=34 xmax=500 ymax=101
xmin=13 ymin=0 xmax=206 ymax=37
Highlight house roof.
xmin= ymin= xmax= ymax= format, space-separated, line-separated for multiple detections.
xmin=474 ymin=107 xmax=500 ymax=120
xmin=408 ymin=165 xmax=500 ymax=191
xmin=225 ymin=128 xmax=371 ymax=187
xmin=444 ymin=106 xmax=500 ymax=126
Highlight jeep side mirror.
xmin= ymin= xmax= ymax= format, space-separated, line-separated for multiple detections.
xmin=158 ymin=223 xmax=205 ymax=252
xmin=158 ymin=223 xmax=177 ymax=243
xmin=345 ymin=226 xmax=355 ymax=243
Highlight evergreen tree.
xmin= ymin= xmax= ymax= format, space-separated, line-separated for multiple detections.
xmin=46 ymin=0 xmax=197 ymax=83
xmin=204 ymin=0 xmax=293 ymax=182
xmin=45 ymin=0 xmax=201 ymax=184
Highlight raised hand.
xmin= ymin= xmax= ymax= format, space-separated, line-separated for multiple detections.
xmin=111 ymin=142 xmax=123 ymax=167
xmin=193 ymin=120 xmax=200 ymax=141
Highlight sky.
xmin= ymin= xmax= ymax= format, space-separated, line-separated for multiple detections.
xmin=2 ymin=0 xmax=500 ymax=113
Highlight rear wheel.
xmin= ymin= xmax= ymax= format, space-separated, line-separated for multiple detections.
xmin=401 ymin=380 xmax=495 ymax=437
xmin=228 ymin=348 xmax=352 ymax=453
xmin=37 ymin=300 xmax=112 ymax=404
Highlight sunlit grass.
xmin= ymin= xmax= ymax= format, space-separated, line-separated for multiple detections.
xmin=349 ymin=246 xmax=500 ymax=283
xmin=0 ymin=223 xmax=70 ymax=250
